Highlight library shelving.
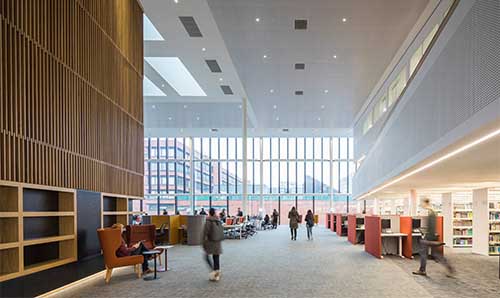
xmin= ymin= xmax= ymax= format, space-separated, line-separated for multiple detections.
xmin=488 ymin=190 xmax=500 ymax=256
xmin=0 ymin=181 xmax=77 ymax=282
xmin=452 ymin=197 xmax=473 ymax=248
xmin=101 ymin=193 xmax=144 ymax=228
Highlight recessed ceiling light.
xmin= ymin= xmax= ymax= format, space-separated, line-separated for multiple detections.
xmin=333 ymin=55 xmax=337 ymax=59
xmin=161 ymin=84 xmax=165 ymax=87
xmin=321 ymin=105 xmax=325 ymax=109
xmin=202 ymin=47 xmax=206 ymax=52
xmin=342 ymin=18 xmax=347 ymax=23
xmin=180 ymin=128 xmax=184 ymax=132
xmin=383 ymin=107 xmax=387 ymax=112
xmin=255 ymin=18 xmax=260 ymax=22
xmin=270 ymin=89 xmax=274 ymax=93
xmin=263 ymin=55 xmax=267 ymax=59
xmin=318 ymin=117 xmax=321 ymax=121
xmin=239 ymin=104 xmax=242 ymax=109
xmin=273 ymin=105 xmax=277 ymax=109
xmin=152 ymin=105 xmax=156 ymax=109
xmin=219 ymin=78 xmax=223 ymax=82
xmin=183 ymin=104 xmax=188 ymax=109
xmin=276 ymin=116 xmax=280 ymax=121
xmin=174 ymin=0 xmax=179 ymax=3
xmin=324 ymin=90 xmax=329 ymax=93
xmin=168 ymin=116 xmax=172 ymax=120
xmin=196 ymin=116 xmax=200 ymax=121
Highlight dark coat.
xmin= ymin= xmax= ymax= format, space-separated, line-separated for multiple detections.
xmin=203 ymin=216 xmax=223 ymax=255
xmin=288 ymin=209 xmax=299 ymax=229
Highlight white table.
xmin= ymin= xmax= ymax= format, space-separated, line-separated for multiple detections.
xmin=381 ymin=233 xmax=407 ymax=258
xmin=224 ymin=224 xmax=243 ymax=239
xmin=154 ymin=245 xmax=174 ymax=271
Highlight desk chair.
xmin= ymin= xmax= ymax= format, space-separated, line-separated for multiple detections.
xmin=155 ymin=223 xmax=168 ymax=245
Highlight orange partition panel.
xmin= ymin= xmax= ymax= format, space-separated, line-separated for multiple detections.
xmin=400 ymin=216 xmax=412 ymax=258
xmin=437 ymin=216 xmax=444 ymax=254
xmin=336 ymin=214 xmax=342 ymax=236
xmin=168 ymin=215 xmax=181 ymax=244
xmin=347 ymin=215 xmax=357 ymax=244
xmin=364 ymin=216 xmax=381 ymax=258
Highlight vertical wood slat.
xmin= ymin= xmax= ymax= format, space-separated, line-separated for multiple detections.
xmin=0 ymin=0 xmax=144 ymax=197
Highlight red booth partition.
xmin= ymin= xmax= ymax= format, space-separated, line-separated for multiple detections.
xmin=364 ymin=216 xmax=381 ymax=258
xmin=347 ymin=215 xmax=357 ymax=244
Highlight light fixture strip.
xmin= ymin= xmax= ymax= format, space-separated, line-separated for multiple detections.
xmin=357 ymin=128 xmax=500 ymax=200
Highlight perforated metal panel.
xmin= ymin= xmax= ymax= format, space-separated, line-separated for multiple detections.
xmin=354 ymin=0 xmax=500 ymax=197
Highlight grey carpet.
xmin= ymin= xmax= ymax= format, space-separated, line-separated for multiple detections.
xmin=53 ymin=226 xmax=500 ymax=298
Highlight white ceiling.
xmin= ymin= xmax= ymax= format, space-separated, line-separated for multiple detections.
xmin=365 ymin=129 xmax=500 ymax=200
xmin=141 ymin=0 xmax=429 ymax=136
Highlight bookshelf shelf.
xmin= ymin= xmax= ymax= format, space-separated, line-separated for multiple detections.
xmin=0 ymin=181 xmax=77 ymax=282
xmin=453 ymin=235 xmax=472 ymax=238
xmin=101 ymin=194 xmax=144 ymax=228
xmin=454 ymin=244 xmax=472 ymax=248
xmin=23 ymin=235 xmax=75 ymax=247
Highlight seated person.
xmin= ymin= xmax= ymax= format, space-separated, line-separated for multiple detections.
xmin=236 ymin=208 xmax=243 ymax=217
xmin=199 ymin=208 xmax=207 ymax=215
xmin=262 ymin=214 xmax=270 ymax=228
xmin=219 ymin=209 xmax=227 ymax=223
xmin=131 ymin=215 xmax=142 ymax=225
xmin=112 ymin=224 xmax=153 ymax=275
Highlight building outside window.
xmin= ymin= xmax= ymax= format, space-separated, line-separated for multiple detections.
xmin=144 ymin=137 xmax=355 ymax=223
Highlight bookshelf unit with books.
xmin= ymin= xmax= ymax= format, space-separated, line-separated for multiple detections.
xmin=452 ymin=192 xmax=473 ymax=249
xmin=488 ymin=189 xmax=500 ymax=256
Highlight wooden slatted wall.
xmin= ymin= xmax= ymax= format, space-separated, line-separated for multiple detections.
xmin=0 ymin=0 xmax=144 ymax=197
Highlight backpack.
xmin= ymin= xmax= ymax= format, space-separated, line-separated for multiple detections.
xmin=209 ymin=220 xmax=224 ymax=242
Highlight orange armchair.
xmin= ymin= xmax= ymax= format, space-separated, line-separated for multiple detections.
xmin=97 ymin=228 xmax=144 ymax=284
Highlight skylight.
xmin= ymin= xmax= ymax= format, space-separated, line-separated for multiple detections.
xmin=145 ymin=57 xmax=207 ymax=96
xmin=143 ymin=76 xmax=166 ymax=96
xmin=144 ymin=15 xmax=165 ymax=41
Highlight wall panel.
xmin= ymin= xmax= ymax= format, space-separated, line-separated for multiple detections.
xmin=0 ymin=0 xmax=144 ymax=196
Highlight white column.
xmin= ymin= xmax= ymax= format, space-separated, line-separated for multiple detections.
xmin=373 ymin=198 xmax=379 ymax=215
xmin=242 ymin=97 xmax=248 ymax=215
xmin=259 ymin=137 xmax=264 ymax=213
xmin=190 ymin=137 xmax=195 ymax=214
xmin=442 ymin=193 xmax=453 ymax=248
xmin=329 ymin=137 xmax=334 ymax=211
xmin=472 ymin=188 xmax=489 ymax=256
xmin=409 ymin=189 xmax=418 ymax=216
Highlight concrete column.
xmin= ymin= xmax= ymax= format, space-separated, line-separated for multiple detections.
xmin=259 ymin=137 xmax=264 ymax=212
xmin=242 ymin=97 xmax=248 ymax=215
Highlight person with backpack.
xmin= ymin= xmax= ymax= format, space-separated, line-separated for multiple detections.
xmin=413 ymin=198 xmax=455 ymax=277
xmin=203 ymin=208 xmax=224 ymax=281
xmin=305 ymin=209 xmax=315 ymax=240
xmin=288 ymin=207 xmax=300 ymax=241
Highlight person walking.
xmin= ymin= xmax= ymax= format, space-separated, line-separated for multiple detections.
xmin=305 ymin=209 xmax=315 ymax=240
xmin=288 ymin=207 xmax=300 ymax=240
xmin=203 ymin=208 xmax=224 ymax=281
xmin=272 ymin=209 xmax=279 ymax=229
xmin=413 ymin=198 xmax=455 ymax=277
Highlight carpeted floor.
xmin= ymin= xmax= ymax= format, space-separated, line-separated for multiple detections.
xmin=51 ymin=226 xmax=500 ymax=298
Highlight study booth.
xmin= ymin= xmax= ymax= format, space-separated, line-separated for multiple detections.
xmin=347 ymin=215 xmax=365 ymax=244
xmin=336 ymin=214 xmax=348 ymax=237
xmin=330 ymin=213 xmax=337 ymax=233
xmin=364 ymin=215 xmax=444 ymax=259
xmin=145 ymin=215 xmax=205 ymax=245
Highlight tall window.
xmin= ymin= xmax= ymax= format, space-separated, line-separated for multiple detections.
xmin=144 ymin=137 xmax=355 ymax=222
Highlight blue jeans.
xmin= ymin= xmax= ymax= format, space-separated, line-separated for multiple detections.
xmin=306 ymin=225 xmax=313 ymax=239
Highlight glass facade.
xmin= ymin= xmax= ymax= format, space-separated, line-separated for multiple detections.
xmin=144 ymin=137 xmax=355 ymax=224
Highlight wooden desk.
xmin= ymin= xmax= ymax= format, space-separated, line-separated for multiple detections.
xmin=381 ymin=233 xmax=407 ymax=258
